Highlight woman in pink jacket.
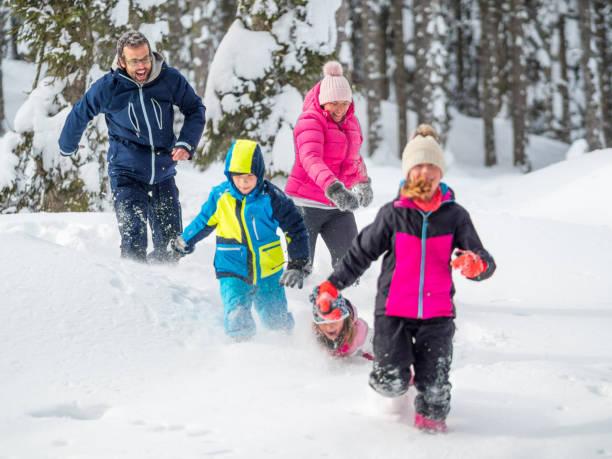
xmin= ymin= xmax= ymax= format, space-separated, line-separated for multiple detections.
xmin=285 ymin=61 xmax=372 ymax=270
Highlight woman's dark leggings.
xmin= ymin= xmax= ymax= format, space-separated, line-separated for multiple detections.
xmin=298 ymin=206 xmax=358 ymax=270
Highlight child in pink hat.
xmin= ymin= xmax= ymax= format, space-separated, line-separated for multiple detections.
xmin=285 ymin=61 xmax=373 ymax=272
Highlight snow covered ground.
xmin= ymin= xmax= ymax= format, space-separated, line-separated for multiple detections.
xmin=2 ymin=57 xmax=612 ymax=459
xmin=2 ymin=143 xmax=612 ymax=458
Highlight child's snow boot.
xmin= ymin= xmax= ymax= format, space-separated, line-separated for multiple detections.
xmin=224 ymin=307 xmax=256 ymax=341
xmin=414 ymin=413 xmax=447 ymax=433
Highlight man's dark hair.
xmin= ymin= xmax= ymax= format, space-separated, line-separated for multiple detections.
xmin=116 ymin=30 xmax=151 ymax=60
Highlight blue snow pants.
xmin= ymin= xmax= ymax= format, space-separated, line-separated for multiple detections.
xmin=219 ymin=272 xmax=295 ymax=339
xmin=110 ymin=174 xmax=182 ymax=262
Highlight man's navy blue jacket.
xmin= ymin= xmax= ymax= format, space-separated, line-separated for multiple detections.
xmin=59 ymin=53 xmax=206 ymax=185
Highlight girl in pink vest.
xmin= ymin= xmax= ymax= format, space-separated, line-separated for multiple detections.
xmin=285 ymin=61 xmax=372 ymax=270
xmin=311 ymin=294 xmax=374 ymax=361
xmin=313 ymin=125 xmax=496 ymax=433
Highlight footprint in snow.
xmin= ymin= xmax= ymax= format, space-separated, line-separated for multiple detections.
xmin=29 ymin=402 xmax=109 ymax=420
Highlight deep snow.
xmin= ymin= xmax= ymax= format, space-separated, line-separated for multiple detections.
xmin=1 ymin=57 xmax=612 ymax=459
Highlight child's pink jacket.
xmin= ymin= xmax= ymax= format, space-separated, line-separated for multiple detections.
xmin=334 ymin=305 xmax=374 ymax=360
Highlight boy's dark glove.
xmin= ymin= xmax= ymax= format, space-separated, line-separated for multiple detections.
xmin=279 ymin=259 xmax=309 ymax=289
xmin=352 ymin=178 xmax=373 ymax=207
xmin=170 ymin=235 xmax=193 ymax=257
xmin=325 ymin=181 xmax=359 ymax=211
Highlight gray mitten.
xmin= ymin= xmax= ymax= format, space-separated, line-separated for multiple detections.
xmin=279 ymin=259 xmax=309 ymax=289
xmin=325 ymin=181 xmax=359 ymax=211
xmin=352 ymin=178 xmax=374 ymax=207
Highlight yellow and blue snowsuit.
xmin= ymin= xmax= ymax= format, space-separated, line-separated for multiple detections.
xmin=181 ymin=140 xmax=309 ymax=338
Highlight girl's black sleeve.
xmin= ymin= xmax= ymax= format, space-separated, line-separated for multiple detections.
xmin=454 ymin=207 xmax=496 ymax=281
xmin=328 ymin=204 xmax=394 ymax=289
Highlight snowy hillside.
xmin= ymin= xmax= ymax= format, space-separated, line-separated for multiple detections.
xmin=1 ymin=146 xmax=612 ymax=458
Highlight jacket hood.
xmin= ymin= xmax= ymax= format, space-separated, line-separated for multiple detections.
xmin=302 ymin=81 xmax=355 ymax=122
xmin=113 ymin=51 xmax=165 ymax=84
xmin=224 ymin=139 xmax=266 ymax=196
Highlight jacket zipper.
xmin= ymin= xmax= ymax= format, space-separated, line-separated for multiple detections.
xmin=240 ymin=199 xmax=257 ymax=285
xmin=417 ymin=211 xmax=429 ymax=319
xmin=251 ymin=216 xmax=260 ymax=240
xmin=416 ymin=200 xmax=452 ymax=318
xmin=138 ymin=86 xmax=156 ymax=185
xmin=118 ymin=74 xmax=156 ymax=185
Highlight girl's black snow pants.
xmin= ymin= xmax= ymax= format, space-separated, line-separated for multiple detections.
xmin=369 ymin=315 xmax=455 ymax=421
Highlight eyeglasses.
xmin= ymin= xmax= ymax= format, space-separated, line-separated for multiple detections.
xmin=123 ymin=55 xmax=152 ymax=67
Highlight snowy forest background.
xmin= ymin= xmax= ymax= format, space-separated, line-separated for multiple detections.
xmin=0 ymin=0 xmax=610 ymax=213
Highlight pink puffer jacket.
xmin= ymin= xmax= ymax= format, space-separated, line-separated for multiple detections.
xmin=285 ymin=82 xmax=368 ymax=206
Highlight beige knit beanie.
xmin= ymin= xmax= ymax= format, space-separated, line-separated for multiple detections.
xmin=318 ymin=61 xmax=352 ymax=105
xmin=401 ymin=124 xmax=446 ymax=177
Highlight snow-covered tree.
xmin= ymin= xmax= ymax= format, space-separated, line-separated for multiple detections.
xmin=200 ymin=0 xmax=341 ymax=176
xmin=592 ymin=0 xmax=611 ymax=146
xmin=362 ymin=0 xmax=387 ymax=157
xmin=412 ymin=0 xmax=451 ymax=145
xmin=0 ymin=0 xmax=166 ymax=213
xmin=508 ymin=0 xmax=530 ymax=171
xmin=390 ymin=0 xmax=408 ymax=156
xmin=479 ymin=0 xmax=499 ymax=166
xmin=164 ymin=0 xmax=237 ymax=98
xmin=577 ymin=0 xmax=603 ymax=151
xmin=0 ymin=7 xmax=6 ymax=136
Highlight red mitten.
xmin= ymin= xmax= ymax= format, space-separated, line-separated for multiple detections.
xmin=316 ymin=280 xmax=339 ymax=313
xmin=451 ymin=250 xmax=487 ymax=278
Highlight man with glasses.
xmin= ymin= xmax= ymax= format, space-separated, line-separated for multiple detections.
xmin=59 ymin=31 xmax=206 ymax=262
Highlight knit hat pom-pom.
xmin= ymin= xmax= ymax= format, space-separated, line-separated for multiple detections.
xmin=411 ymin=124 xmax=440 ymax=142
xmin=322 ymin=61 xmax=344 ymax=77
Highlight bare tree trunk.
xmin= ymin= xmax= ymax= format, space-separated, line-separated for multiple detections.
xmin=362 ymin=0 xmax=386 ymax=156
xmin=336 ymin=0 xmax=353 ymax=80
xmin=578 ymin=0 xmax=603 ymax=150
xmin=0 ymin=8 xmax=6 ymax=135
xmin=556 ymin=13 xmax=571 ymax=143
xmin=391 ymin=0 xmax=407 ymax=156
xmin=349 ymin=0 xmax=365 ymax=87
xmin=509 ymin=0 xmax=530 ymax=170
xmin=453 ymin=0 xmax=464 ymax=101
xmin=479 ymin=0 xmax=498 ymax=166
xmin=9 ymin=14 xmax=20 ymax=60
xmin=593 ymin=0 xmax=612 ymax=146
xmin=413 ymin=0 xmax=450 ymax=144
xmin=413 ymin=0 xmax=432 ymax=124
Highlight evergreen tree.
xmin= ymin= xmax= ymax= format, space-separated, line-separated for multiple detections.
xmin=199 ymin=0 xmax=340 ymax=175
xmin=0 ymin=0 xmax=161 ymax=212
xmin=164 ymin=0 xmax=237 ymax=98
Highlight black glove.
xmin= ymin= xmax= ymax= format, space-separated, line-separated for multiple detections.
xmin=325 ymin=181 xmax=359 ymax=211
xmin=352 ymin=178 xmax=373 ymax=207
xmin=279 ymin=259 xmax=309 ymax=289
xmin=170 ymin=235 xmax=193 ymax=257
